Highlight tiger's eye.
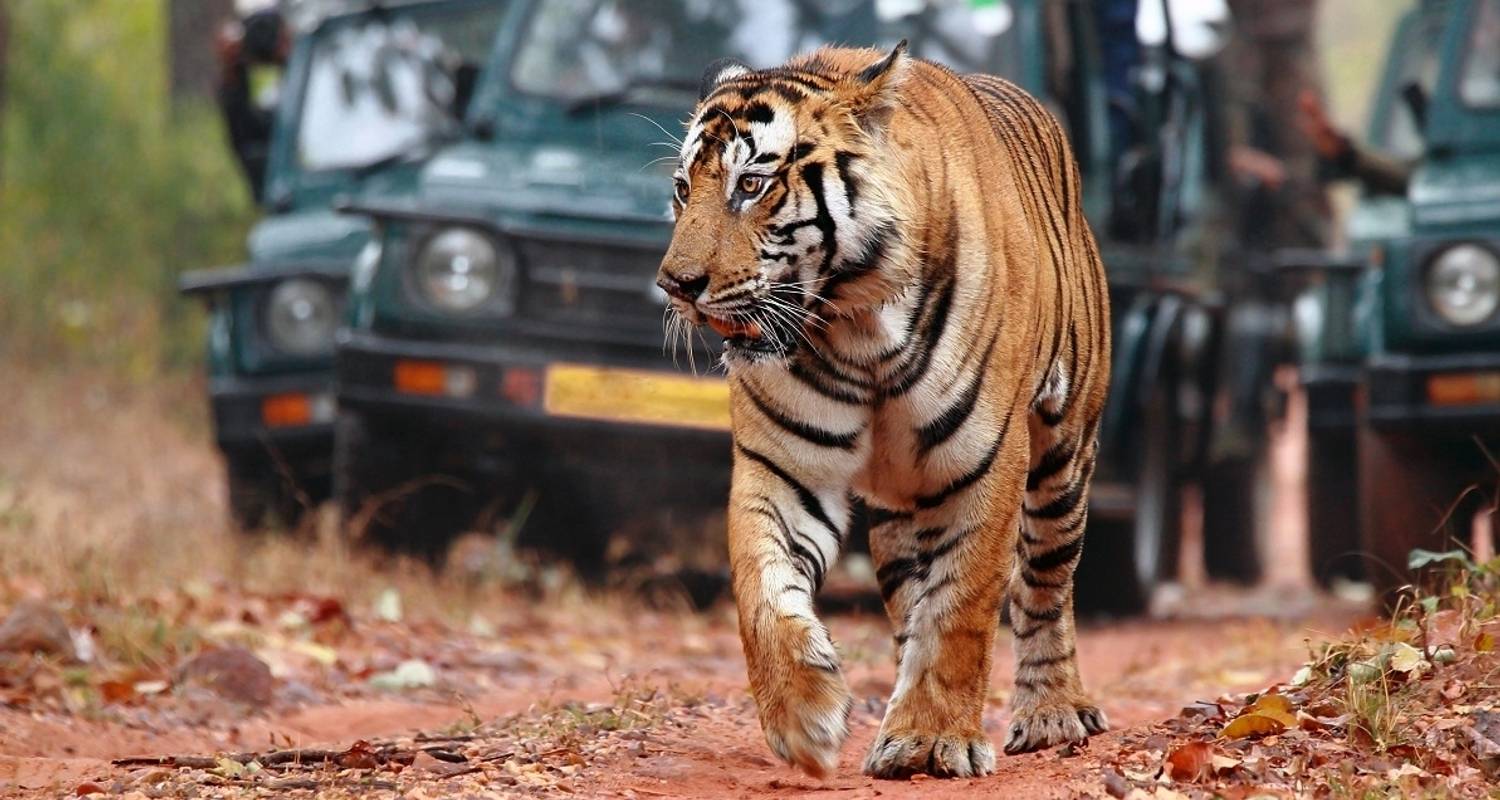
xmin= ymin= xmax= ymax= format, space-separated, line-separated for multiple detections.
xmin=674 ymin=180 xmax=690 ymax=204
xmin=738 ymin=175 xmax=764 ymax=195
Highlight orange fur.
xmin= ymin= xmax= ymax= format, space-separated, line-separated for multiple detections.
xmin=660 ymin=44 xmax=1111 ymax=778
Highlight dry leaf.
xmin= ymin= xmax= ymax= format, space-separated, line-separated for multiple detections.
xmin=1388 ymin=642 xmax=1428 ymax=675
xmin=1221 ymin=713 xmax=1288 ymax=740
xmin=1297 ymin=711 xmax=1347 ymax=732
xmin=1248 ymin=694 xmax=1295 ymax=717
xmin=1165 ymin=741 xmax=1214 ymax=782
xmin=1289 ymin=665 xmax=1313 ymax=687
xmin=335 ymin=740 xmax=381 ymax=770
xmin=1427 ymin=609 xmax=1465 ymax=647
xmin=1209 ymin=753 xmax=1241 ymax=774
xmin=98 ymin=680 xmax=137 ymax=705
xmin=1387 ymin=763 xmax=1427 ymax=779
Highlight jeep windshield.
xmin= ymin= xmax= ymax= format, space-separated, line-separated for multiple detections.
xmin=1460 ymin=0 xmax=1500 ymax=108
xmin=512 ymin=0 xmax=1022 ymax=110
xmin=296 ymin=2 xmax=507 ymax=172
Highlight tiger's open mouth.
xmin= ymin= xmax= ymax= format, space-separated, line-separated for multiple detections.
xmin=704 ymin=314 xmax=784 ymax=355
xmin=706 ymin=315 xmax=762 ymax=341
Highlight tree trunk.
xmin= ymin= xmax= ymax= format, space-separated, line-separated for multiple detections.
xmin=168 ymin=0 xmax=235 ymax=104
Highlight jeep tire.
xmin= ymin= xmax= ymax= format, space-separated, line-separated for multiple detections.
xmin=225 ymin=450 xmax=306 ymax=532
xmin=520 ymin=472 xmax=613 ymax=578
xmin=334 ymin=408 xmax=477 ymax=561
xmin=1306 ymin=426 xmax=1362 ymax=586
xmin=1201 ymin=449 xmax=1273 ymax=584
xmin=1076 ymin=382 xmax=1181 ymax=616
xmin=1357 ymin=425 xmax=1478 ymax=607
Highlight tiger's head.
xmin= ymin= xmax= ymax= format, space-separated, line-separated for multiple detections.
xmin=657 ymin=43 xmax=916 ymax=364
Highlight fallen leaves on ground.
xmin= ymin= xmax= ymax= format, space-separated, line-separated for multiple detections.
xmin=1098 ymin=555 xmax=1500 ymax=799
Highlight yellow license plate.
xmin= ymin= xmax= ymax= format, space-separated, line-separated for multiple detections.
xmin=543 ymin=363 xmax=731 ymax=431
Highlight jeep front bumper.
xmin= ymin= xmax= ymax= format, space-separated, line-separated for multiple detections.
xmin=335 ymin=330 xmax=732 ymax=474
xmin=1366 ymin=351 xmax=1500 ymax=435
xmin=210 ymin=373 xmax=337 ymax=452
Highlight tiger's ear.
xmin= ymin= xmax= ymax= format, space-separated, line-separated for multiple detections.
xmin=838 ymin=41 xmax=910 ymax=134
xmin=700 ymin=58 xmax=751 ymax=100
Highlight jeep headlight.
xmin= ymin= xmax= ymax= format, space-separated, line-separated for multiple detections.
xmin=1426 ymin=243 xmax=1500 ymax=327
xmin=265 ymin=278 xmax=338 ymax=355
xmin=415 ymin=228 xmax=513 ymax=314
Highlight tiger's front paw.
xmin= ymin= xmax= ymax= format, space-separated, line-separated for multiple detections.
xmin=863 ymin=728 xmax=996 ymax=779
xmin=753 ymin=630 xmax=853 ymax=777
xmin=759 ymin=668 xmax=851 ymax=777
xmin=1003 ymin=700 xmax=1108 ymax=755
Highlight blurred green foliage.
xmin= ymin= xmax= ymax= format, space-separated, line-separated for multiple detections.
xmin=0 ymin=0 xmax=255 ymax=374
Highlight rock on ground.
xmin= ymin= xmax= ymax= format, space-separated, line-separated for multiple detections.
xmin=175 ymin=647 xmax=275 ymax=706
xmin=0 ymin=601 xmax=77 ymax=661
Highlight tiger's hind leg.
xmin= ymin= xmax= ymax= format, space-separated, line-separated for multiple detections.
xmin=1004 ymin=410 xmax=1109 ymax=754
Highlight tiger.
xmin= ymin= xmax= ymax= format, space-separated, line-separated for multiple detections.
xmin=656 ymin=42 xmax=1112 ymax=779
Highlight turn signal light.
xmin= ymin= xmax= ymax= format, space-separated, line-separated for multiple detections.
xmin=1427 ymin=372 xmax=1500 ymax=406
xmin=393 ymin=360 xmax=447 ymax=395
xmin=262 ymin=393 xmax=313 ymax=427
xmin=393 ymin=360 xmax=477 ymax=398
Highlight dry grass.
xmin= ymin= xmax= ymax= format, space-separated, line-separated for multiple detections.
xmin=0 ymin=359 xmax=616 ymax=666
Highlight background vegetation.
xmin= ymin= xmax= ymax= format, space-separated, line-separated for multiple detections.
xmin=0 ymin=0 xmax=254 ymax=375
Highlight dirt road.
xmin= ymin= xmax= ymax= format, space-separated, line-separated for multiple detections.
xmin=0 ymin=363 xmax=1370 ymax=797
xmin=0 ymin=593 xmax=1361 ymax=797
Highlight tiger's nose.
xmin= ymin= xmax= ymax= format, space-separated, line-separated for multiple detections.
xmin=657 ymin=271 xmax=709 ymax=302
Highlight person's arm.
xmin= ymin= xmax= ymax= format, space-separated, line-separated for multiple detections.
xmin=1297 ymin=89 xmax=1413 ymax=195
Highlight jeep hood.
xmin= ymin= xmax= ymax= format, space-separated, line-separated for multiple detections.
xmin=246 ymin=209 xmax=372 ymax=266
xmin=249 ymin=157 xmax=432 ymax=266
xmin=1410 ymin=155 xmax=1500 ymax=231
xmin=412 ymin=141 xmax=674 ymax=226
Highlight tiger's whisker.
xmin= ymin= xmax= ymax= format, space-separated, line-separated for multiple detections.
xmin=630 ymin=112 xmax=683 ymax=145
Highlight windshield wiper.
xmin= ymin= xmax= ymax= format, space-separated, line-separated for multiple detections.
xmin=564 ymin=77 xmax=701 ymax=115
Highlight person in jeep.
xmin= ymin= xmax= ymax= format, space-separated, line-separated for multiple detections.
xmin=217 ymin=9 xmax=290 ymax=201
xmin=1288 ymin=0 xmax=1478 ymax=198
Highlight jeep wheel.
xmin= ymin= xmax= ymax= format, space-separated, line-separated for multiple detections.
xmin=1357 ymin=425 xmax=1477 ymax=608
xmin=1201 ymin=450 xmax=1273 ymax=584
xmin=334 ymin=409 xmax=477 ymax=561
xmin=1076 ymin=385 xmax=1181 ymax=616
xmin=518 ymin=473 xmax=613 ymax=578
xmin=225 ymin=451 xmax=307 ymax=532
xmin=1306 ymin=426 xmax=1362 ymax=586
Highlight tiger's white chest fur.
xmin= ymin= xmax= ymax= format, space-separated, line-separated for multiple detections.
xmin=729 ymin=260 xmax=1008 ymax=517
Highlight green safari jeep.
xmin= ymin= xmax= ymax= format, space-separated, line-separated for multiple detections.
xmin=1294 ymin=0 xmax=1500 ymax=599
xmin=180 ymin=0 xmax=508 ymax=530
xmin=334 ymin=0 xmax=1285 ymax=611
